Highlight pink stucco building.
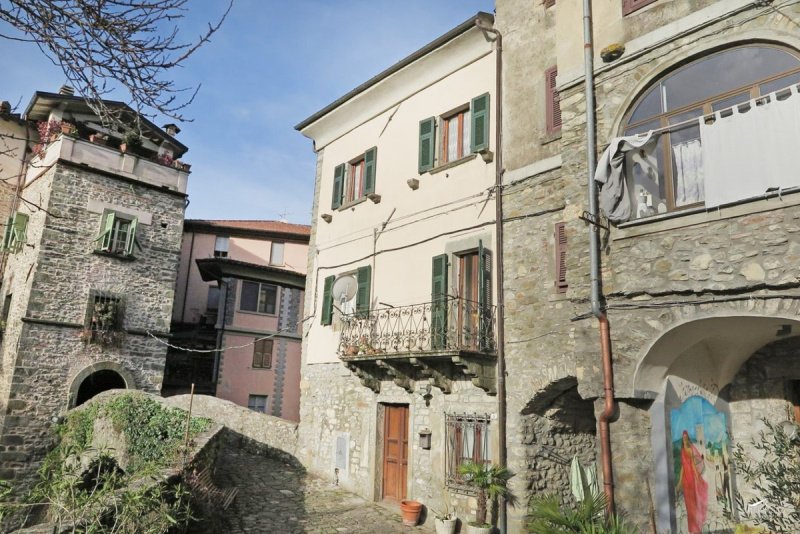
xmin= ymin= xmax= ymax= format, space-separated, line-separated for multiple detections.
xmin=163 ymin=219 xmax=310 ymax=421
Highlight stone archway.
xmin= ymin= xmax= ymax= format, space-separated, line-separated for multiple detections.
xmin=69 ymin=361 xmax=136 ymax=408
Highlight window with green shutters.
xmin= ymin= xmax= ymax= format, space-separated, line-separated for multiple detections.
xmin=4 ymin=212 xmax=29 ymax=253
xmin=331 ymin=147 xmax=378 ymax=210
xmin=418 ymin=93 xmax=491 ymax=174
xmin=96 ymin=211 xmax=139 ymax=257
xmin=431 ymin=254 xmax=449 ymax=350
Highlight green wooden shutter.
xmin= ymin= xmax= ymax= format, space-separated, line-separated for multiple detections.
xmin=356 ymin=266 xmax=371 ymax=317
xmin=332 ymin=164 xmax=345 ymax=210
xmin=431 ymin=254 xmax=448 ymax=350
xmin=98 ymin=212 xmax=116 ymax=251
xmin=418 ymin=117 xmax=436 ymax=173
xmin=124 ymin=217 xmax=138 ymax=256
xmin=470 ymin=93 xmax=490 ymax=153
xmin=321 ymin=275 xmax=334 ymax=325
xmin=1 ymin=217 xmax=12 ymax=251
xmin=478 ymin=241 xmax=493 ymax=351
xmin=9 ymin=213 xmax=28 ymax=253
xmin=363 ymin=147 xmax=377 ymax=195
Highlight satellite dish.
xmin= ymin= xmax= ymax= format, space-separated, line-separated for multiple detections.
xmin=332 ymin=275 xmax=357 ymax=303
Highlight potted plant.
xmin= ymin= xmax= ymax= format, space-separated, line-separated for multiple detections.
xmin=120 ymin=130 xmax=142 ymax=154
xmin=457 ymin=461 xmax=515 ymax=534
xmin=430 ymin=500 xmax=457 ymax=534
xmin=400 ymin=499 xmax=423 ymax=526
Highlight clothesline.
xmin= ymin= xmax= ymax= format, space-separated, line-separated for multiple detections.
xmin=626 ymin=81 xmax=800 ymax=139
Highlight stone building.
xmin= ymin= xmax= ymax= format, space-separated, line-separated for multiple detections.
xmin=497 ymin=0 xmax=800 ymax=531
xmin=0 ymin=89 xmax=190 ymax=491
xmin=295 ymin=11 xmax=501 ymax=525
xmin=163 ymin=219 xmax=309 ymax=421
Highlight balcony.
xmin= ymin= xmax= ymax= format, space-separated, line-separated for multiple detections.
xmin=338 ymin=297 xmax=497 ymax=394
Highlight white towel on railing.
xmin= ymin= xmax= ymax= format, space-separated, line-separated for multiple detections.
xmin=700 ymin=85 xmax=800 ymax=208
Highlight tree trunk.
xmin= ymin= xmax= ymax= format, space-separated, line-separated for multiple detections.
xmin=477 ymin=488 xmax=487 ymax=525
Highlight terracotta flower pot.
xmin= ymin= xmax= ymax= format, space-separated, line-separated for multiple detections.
xmin=400 ymin=500 xmax=422 ymax=527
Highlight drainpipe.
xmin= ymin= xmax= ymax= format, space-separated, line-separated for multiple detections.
xmin=475 ymin=18 xmax=508 ymax=534
xmin=582 ymin=0 xmax=617 ymax=516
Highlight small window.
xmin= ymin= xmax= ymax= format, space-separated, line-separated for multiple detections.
xmin=84 ymin=292 xmax=124 ymax=346
xmin=345 ymin=158 xmax=365 ymax=204
xmin=214 ymin=236 xmax=229 ymax=258
xmin=441 ymin=107 xmax=471 ymax=164
xmin=96 ymin=211 xmax=138 ymax=257
xmin=207 ymin=286 xmax=220 ymax=311
xmin=270 ymin=242 xmax=285 ymax=266
xmin=445 ymin=413 xmax=491 ymax=489
xmin=252 ymin=338 xmax=274 ymax=369
xmin=247 ymin=394 xmax=268 ymax=413
xmin=239 ymin=281 xmax=278 ymax=315
xmin=331 ymin=148 xmax=377 ymax=209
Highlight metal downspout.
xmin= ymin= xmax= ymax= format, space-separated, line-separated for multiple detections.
xmin=475 ymin=18 xmax=507 ymax=533
xmin=583 ymin=0 xmax=617 ymax=516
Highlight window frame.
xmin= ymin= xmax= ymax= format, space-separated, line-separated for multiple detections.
xmin=623 ymin=44 xmax=800 ymax=218
xmin=252 ymin=338 xmax=274 ymax=369
xmin=445 ymin=413 xmax=491 ymax=490
xmin=238 ymin=281 xmax=279 ymax=315
xmin=270 ymin=242 xmax=285 ymax=266
xmin=439 ymin=104 xmax=471 ymax=165
xmin=96 ymin=210 xmax=139 ymax=258
xmin=247 ymin=394 xmax=268 ymax=413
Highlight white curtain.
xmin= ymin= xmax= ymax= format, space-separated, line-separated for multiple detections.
xmin=673 ymin=139 xmax=704 ymax=206
xmin=701 ymin=84 xmax=800 ymax=208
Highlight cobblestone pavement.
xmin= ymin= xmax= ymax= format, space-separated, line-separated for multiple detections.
xmin=191 ymin=435 xmax=433 ymax=533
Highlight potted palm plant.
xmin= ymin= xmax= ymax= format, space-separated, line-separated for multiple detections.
xmin=457 ymin=461 xmax=515 ymax=534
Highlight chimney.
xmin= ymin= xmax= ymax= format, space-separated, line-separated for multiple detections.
xmin=0 ymin=101 xmax=10 ymax=115
xmin=162 ymin=123 xmax=180 ymax=136
xmin=58 ymin=85 xmax=75 ymax=96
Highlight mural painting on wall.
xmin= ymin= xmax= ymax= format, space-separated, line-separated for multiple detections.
xmin=670 ymin=395 xmax=734 ymax=533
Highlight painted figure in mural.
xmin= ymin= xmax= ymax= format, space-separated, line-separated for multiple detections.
xmin=677 ymin=430 xmax=709 ymax=533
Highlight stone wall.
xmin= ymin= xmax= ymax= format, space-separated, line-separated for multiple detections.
xmin=0 ymin=160 xmax=185 ymax=491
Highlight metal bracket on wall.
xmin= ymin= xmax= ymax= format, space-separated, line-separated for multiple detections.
xmin=579 ymin=210 xmax=609 ymax=230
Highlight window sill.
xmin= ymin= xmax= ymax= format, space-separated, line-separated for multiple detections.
xmin=250 ymin=366 xmax=273 ymax=371
xmin=540 ymin=131 xmax=562 ymax=146
xmin=337 ymin=196 xmax=367 ymax=211
xmin=237 ymin=309 xmax=278 ymax=318
xmin=428 ymin=154 xmax=478 ymax=175
xmin=93 ymin=250 xmax=135 ymax=262
xmin=614 ymin=187 xmax=800 ymax=239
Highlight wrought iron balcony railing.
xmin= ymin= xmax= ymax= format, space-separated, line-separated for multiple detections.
xmin=338 ymin=296 xmax=496 ymax=359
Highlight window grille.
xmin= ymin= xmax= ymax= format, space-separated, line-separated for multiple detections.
xmin=89 ymin=293 xmax=122 ymax=332
xmin=445 ymin=413 xmax=491 ymax=489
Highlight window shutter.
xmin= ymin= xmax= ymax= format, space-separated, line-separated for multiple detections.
xmin=623 ymin=0 xmax=658 ymax=15
xmin=332 ymin=164 xmax=345 ymax=210
xmin=124 ymin=217 xmax=138 ymax=256
xmin=1 ymin=217 xmax=12 ymax=251
xmin=98 ymin=211 xmax=116 ymax=251
xmin=356 ymin=265 xmax=371 ymax=317
xmin=8 ymin=213 xmax=28 ymax=253
xmin=431 ymin=254 xmax=448 ymax=350
xmin=253 ymin=341 xmax=263 ymax=368
xmin=418 ymin=117 xmax=436 ymax=173
xmin=363 ymin=147 xmax=377 ymax=195
xmin=478 ymin=241 xmax=493 ymax=351
xmin=544 ymin=0 xmax=555 ymax=7
xmin=555 ymin=222 xmax=568 ymax=293
xmin=321 ymin=275 xmax=334 ymax=325
xmin=470 ymin=93 xmax=490 ymax=153
xmin=545 ymin=66 xmax=562 ymax=134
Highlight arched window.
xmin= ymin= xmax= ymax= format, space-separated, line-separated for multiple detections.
xmin=623 ymin=45 xmax=800 ymax=219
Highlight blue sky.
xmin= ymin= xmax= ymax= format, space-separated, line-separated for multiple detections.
xmin=1 ymin=0 xmax=493 ymax=224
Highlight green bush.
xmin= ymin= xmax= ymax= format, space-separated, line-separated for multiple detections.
xmin=527 ymin=493 xmax=637 ymax=534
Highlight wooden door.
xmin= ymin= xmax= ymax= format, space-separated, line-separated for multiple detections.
xmin=382 ymin=405 xmax=409 ymax=501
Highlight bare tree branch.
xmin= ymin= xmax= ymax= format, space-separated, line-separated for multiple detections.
xmin=0 ymin=0 xmax=233 ymax=125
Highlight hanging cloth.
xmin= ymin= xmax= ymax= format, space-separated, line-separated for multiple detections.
xmin=594 ymin=132 xmax=657 ymax=222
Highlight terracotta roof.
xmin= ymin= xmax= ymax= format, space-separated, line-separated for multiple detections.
xmin=185 ymin=219 xmax=311 ymax=238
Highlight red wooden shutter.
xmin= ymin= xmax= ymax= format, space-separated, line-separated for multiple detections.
xmin=622 ymin=0 xmax=658 ymax=15
xmin=545 ymin=66 xmax=561 ymax=135
xmin=544 ymin=0 xmax=555 ymax=8
xmin=554 ymin=222 xmax=568 ymax=293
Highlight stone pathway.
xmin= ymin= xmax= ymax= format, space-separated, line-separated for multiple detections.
xmin=190 ymin=435 xmax=433 ymax=533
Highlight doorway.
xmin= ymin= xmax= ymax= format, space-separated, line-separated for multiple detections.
xmin=75 ymin=370 xmax=126 ymax=406
xmin=381 ymin=404 xmax=409 ymax=501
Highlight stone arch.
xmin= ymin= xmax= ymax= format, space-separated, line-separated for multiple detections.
xmin=609 ymin=32 xmax=800 ymax=136
xmin=68 ymin=361 xmax=136 ymax=408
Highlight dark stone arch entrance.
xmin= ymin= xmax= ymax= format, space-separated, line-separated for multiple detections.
xmin=75 ymin=370 xmax=126 ymax=406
